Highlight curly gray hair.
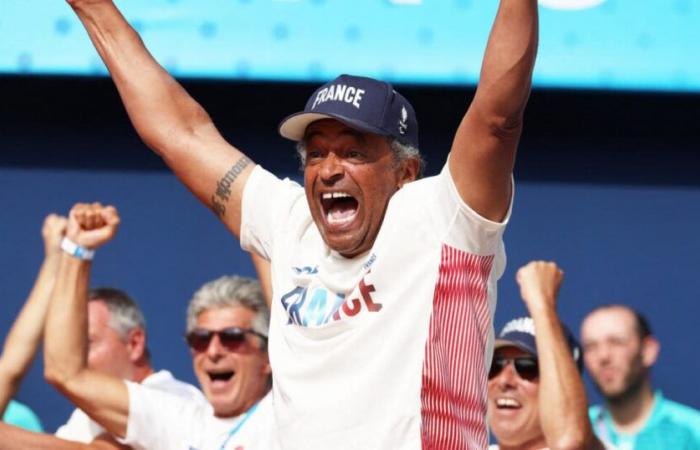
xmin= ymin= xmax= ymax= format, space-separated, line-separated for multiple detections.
xmin=186 ymin=276 xmax=269 ymax=349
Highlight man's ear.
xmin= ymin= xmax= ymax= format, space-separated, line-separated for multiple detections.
xmin=397 ymin=158 xmax=420 ymax=189
xmin=640 ymin=335 xmax=660 ymax=368
xmin=126 ymin=328 xmax=147 ymax=362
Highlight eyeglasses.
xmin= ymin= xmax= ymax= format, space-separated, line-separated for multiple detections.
xmin=185 ymin=327 xmax=268 ymax=352
xmin=488 ymin=356 xmax=539 ymax=381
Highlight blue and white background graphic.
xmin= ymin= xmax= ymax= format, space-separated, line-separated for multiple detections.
xmin=1 ymin=0 xmax=698 ymax=92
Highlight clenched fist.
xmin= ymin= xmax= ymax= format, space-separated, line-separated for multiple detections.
xmin=42 ymin=214 xmax=68 ymax=257
xmin=515 ymin=260 xmax=564 ymax=312
xmin=66 ymin=202 xmax=120 ymax=249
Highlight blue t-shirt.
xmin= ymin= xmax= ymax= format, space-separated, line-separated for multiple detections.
xmin=2 ymin=399 xmax=43 ymax=432
xmin=590 ymin=391 xmax=700 ymax=450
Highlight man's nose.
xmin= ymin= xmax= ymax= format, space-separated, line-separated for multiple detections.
xmin=319 ymin=153 xmax=344 ymax=184
xmin=206 ymin=334 xmax=225 ymax=359
xmin=496 ymin=361 xmax=519 ymax=387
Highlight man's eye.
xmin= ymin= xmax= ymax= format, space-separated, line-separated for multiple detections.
xmin=306 ymin=149 xmax=323 ymax=159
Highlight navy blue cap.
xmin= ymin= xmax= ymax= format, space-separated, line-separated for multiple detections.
xmin=278 ymin=74 xmax=419 ymax=149
xmin=495 ymin=317 xmax=583 ymax=372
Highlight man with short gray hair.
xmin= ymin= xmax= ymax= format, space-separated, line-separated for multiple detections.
xmin=40 ymin=202 xmax=275 ymax=450
xmin=55 ymin=286 xmax=204 ymax=444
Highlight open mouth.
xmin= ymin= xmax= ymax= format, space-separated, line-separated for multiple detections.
xmin=208 ymin=371 xmax=234 ymax=382
xmin=495 ymin=397 xmax=522 ymax=409
xmin=321 ymin=192 xmax=359 ymax=226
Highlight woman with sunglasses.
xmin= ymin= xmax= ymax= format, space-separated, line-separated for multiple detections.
xmin=487 ymin=261 xmax=614 ymax=450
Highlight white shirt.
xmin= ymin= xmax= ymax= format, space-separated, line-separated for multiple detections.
xmin=121 ymin=386 xmax=276 ymax=450
xmin=241 ymin=163 xmax=510 ymax=450
xmin=55 ymin=369 xmax=203 ymax=443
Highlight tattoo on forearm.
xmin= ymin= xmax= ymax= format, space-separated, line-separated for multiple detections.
xmin=210 ymin=156 xmax=251 ymax=218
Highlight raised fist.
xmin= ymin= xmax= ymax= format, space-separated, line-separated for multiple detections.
xmin=42 ymin=214 xmax=68 ymax=257
xmin=515 ymin=260 xmax=564 ymax=312
xmin=66 ymin=202 xmax=120 ymax=249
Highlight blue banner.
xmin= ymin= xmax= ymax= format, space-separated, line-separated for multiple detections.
xmin=1 ymin=0 xmax=697 ymax=92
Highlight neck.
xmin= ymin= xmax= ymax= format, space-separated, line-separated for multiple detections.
xmin=606 ymin=379 xmax=655 ymax=433
xmin=131 ymin=360 xmax=155 ymax=383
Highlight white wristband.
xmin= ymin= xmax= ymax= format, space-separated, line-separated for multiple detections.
xmin=60 ymin=237 xmax=95 ymax=261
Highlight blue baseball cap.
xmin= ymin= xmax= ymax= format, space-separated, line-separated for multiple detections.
xmin=278 ymin=74 xmax=419 ymax=149
xmin=495 ymin=317 xmax=583 ymax=372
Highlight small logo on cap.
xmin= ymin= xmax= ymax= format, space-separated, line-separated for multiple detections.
xmin=500 ymin=317 xmax=536 ymax=337
xmin=398 ymin=106 xmax=408 ymax=135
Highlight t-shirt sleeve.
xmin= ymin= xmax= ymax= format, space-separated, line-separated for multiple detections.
xmin=240 ymin=165 xmax=305 ymax=260
xmin=119 ymin=381 xmax=200 ymax=450
xmin=433 ymin=162 xmax=512 ymax=257
xmin=54 ymin=409 xmax=103 ymax=443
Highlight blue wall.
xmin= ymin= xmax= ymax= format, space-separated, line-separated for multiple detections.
xmin=1 ymin=76 xmax=699 ymax=432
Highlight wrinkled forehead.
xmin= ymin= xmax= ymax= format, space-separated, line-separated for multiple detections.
xmin=302 ymin=118 xmax=372 ymax=143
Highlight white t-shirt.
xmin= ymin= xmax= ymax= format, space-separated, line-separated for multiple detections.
xmin=121 ymin=385 xmax=276 ymax=450
xmin=241 ymin=163 xmax=510 ymax=450
xmin=55 ymin=369 xmax=203 ymax=443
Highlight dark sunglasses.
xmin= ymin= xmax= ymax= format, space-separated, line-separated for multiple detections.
xmin=185 ymin=327 xmax=268 ymax=352
xmin=488 ymin=356 xmax=539 ymax=381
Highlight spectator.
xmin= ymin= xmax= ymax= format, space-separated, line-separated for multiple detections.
xmin=0 ymin=214 xmax=66 ymax=430
xmin=60 ymin=0 xmax=540 ymax=446
xmin=54 ymin=287 xmax=203 ymax=443
xmin=39 ymin=202 xmax=275 ymax=450
xmin=488 ymin=261 xmax=607 ymax=450
xmin=581 ymin=304 xmax=700 ymax=449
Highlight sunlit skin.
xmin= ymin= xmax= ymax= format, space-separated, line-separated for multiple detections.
xmin=86 ymin=300 xmax=138 ymax=381
xmin=191 ymin=306 xmax=271 ymax=418
xmin=581 ymin=307 xmax=648 ymax=400
xmin=302 ymin=119 xmax=418 ymax=258
xmin=487 ymin=346 xmax=546 ymax=450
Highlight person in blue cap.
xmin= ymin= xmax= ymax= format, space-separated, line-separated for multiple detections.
xmin=56 ymin=0 xmax=540 ymax=448
xmin=488 ymin=261 xmax=610 ymax=450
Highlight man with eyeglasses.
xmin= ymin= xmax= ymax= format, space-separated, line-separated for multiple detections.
xmin=0 ymin=202 xmax=275 ymax=449
xmin=487 ymin=261 xmax=610 ymax=450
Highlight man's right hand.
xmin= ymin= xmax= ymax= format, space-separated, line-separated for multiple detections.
xmin=66 ymin=203 xmax=120 ymax=250
xmin=42 ymin=214 xmax=68 ymax=258
xmin=515 ymin=260 xmax=563 ymax=313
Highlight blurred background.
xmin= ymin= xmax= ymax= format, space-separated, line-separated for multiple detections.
xmin=1 ymin=0 xmax=699 ymax=433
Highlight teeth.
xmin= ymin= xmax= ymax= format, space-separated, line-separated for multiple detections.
xmin=322 ymin=192 xmax=351 ymax=199
xmin=496 ymin=398 xmax=521 ymax=408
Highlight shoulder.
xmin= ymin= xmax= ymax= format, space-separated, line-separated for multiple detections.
xmin=2 ymin=400 xmax=43 ymax=432
xmin=659 ymin=396 xmax=700 ymax=426
xmin=145 ymin=370 xmax=206 ymax=402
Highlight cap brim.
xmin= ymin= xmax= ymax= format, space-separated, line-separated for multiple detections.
xmin=494 ymin=339 xmax=537 ymax=357
xmin=278 ymin=111 xmax=389 ymax=142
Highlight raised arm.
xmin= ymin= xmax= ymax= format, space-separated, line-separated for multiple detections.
xmin=449 ymin=0 xmax=538 ymax=221
xmin=0 ymin=214 xmax=67 ymax=415
xmin=65 ymin=0 xmax=254 ymax=236
xmin=44 ymin=203 xmax=130 ymax=438
xmin=516 ymin=261 xmax=604 ymax=450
